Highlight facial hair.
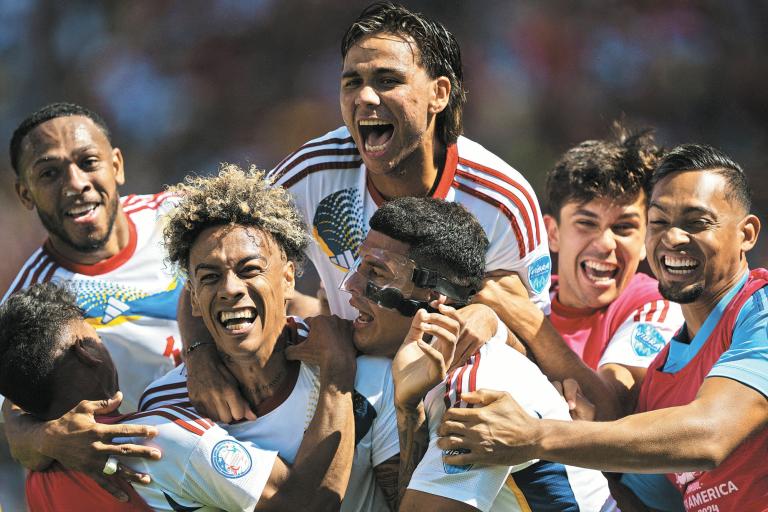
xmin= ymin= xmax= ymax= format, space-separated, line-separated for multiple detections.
xmin=38 ymin=196 xmax=119 ymax=253
xmin=658 ymin=281 xmax=704 ymax=304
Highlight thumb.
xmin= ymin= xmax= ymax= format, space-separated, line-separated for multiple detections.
xmin=562 ymin=379 xmax=580 ymax=409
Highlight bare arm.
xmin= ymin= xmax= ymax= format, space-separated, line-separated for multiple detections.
xmin=439 ymin=377 xmax=768 ymax=473
xmin=393 ymin=403 xmax=428 ymax=507
xmin=474 ymin=274 xmax=621 ymax=420
xmin=400 ymin=489 xmax=479 ymax=511
xmin=2 ymin=393 xmax=159 ymax=501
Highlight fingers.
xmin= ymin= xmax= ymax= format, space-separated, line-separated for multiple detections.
xmin=551 ymin=380 xmax=564 ymax=397
xmin=93 ymin=442 xmax=161 ymax=460
xmin=81 ymin=391 xmax=123 ymax=415
xmin=436 ymin=434 xmax=467 ymax=453
xmin=117 ymin=462 xmax=152 ymax=485
xmin=406 ymin=309 xmax=428 ymax=341
xmin=562 ymin=378 xmax=581 ymax=410
xmin=90 ymin=473 xmax=130 ymax=502
xmin=437 ymin=419 xmax=470 ymax=437
xmin=461 ymin=389 xmax=507 ymax=406
xmin=98 ymin=423 xmax=159 ymax=441
xmin=415 ymin=340 xmax=448 ymax=372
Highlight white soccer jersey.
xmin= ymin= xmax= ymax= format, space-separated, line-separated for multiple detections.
xmin=409 ymin=326 xmax=615 ymax=512
xmin=268 ymin=126 xmax=551 ymax=320
xmin=116 ymin=406 xmax=276 ymax=511
xmin=1 ymin=193 xmax=183 ymax=414
xmin=139 ymin=318 xmax=400 ymax=512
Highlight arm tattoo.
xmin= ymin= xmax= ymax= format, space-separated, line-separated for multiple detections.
xmin=373 ymin=455 xmax=401 ymax=511
xmin=396 ymin=403 xmax=429 ymax=504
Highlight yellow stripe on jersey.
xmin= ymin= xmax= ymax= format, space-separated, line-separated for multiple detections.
xmin=505 ymin=474 xmax=533 ymax=512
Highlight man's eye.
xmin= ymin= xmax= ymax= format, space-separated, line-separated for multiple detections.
xmin=199 ymin=273 xmax=218 ymax=284
xmin=613 ymin=224 xmax=637 ymax=234
xmin=39 ymin=167 xmax=58 ymax=179
xmin=81 ymin=157 xmax=99 ymax=169
xmin=576 ymin=220 xmax=596 ymax=228
xmin=343 ymin=79 xmax=361 ymax=89
xmin=240 ymin=265 xmax=264 ymax=276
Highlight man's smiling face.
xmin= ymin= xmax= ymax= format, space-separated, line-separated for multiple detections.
xmin=340 ymin=32 xmax=447 ymax=177
xmin=189 ymin=225 xmax=295 ymax=361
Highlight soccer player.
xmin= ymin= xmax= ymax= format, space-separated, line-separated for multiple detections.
xmin=475 ymin=127 xmax=685 ymax=417
xmin=0 ymin=282 xmax=357 ymax=511
xmin=139 ymin=165 xmax=401 ymax=511
xmin=341 ymin=197 xmax=614 ymax=511
xmin=437 ymin=144 xmax=768 ymax=512
xmin=2 ymin=102 xmax=182 ymax=496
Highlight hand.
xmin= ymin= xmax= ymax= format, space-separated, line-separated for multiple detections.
xmin=392 ymin=305 xmax=461 ymax=409
xmin=450 ymin=303 xmax=498 ymax=371
xmin=472 ymin=271 xmax=529 ymax=313
xmin=551 ymin=378 xmax=596 ymax=421
xmin=41 ymin=392 xmax=161 ymax=501
xmin=186 ymin=344 xmax=256 ymax=423
xmin=285 ymin=315 xmax=357 ymax=388
xmin=437 ymin=389 xmax=541 ymax=466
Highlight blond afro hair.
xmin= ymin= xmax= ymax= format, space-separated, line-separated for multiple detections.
xmin=164 ymin=164 xmax=309 ymax=273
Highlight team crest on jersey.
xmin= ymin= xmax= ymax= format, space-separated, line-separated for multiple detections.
xmin=631 ymin=323 xmax=666 ymax=357
xmin=211 ymin=440 xmax=252 ymax=478
xmin=527 ymin=255 xmax=551 ymax=295
xmin=442 ymin=449 xmax=473 ymax=474
xmin=312 ymin=188 xmax=366 ymax=271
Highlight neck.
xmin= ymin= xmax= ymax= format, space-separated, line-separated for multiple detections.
xmin=681 ymin=265 xmax=749 ymax=338
xmin=49 ymin=206 xmax=131 ymax=265
xmin=368 ymin=134 xmax=446 ymax=200
xmin=222 ymin=333 xmax=299 ymax=417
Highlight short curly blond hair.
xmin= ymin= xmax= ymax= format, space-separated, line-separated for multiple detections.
xmin=163 ymin=164 xmax=309 ymax=273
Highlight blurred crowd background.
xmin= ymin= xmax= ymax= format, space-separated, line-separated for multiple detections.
xmin=1 ymin=0 xmax=767 ymax=508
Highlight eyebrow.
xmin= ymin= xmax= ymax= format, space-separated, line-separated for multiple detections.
xmin=193 ymin=255 xmax=266 ymax=275
xmin=31 ymin=144 xmax=99 ymax=167
xmin=648 ymin=202 xmax=717 ymax=217
xmin=341 ymin=67 xmax=406 ymax=80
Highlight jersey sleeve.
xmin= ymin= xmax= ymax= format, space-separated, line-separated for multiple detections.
xmin=598 ymin=300 xmax=683 ymax=368
xmin=370 ymin=365 xmax=400 ymax=467
xmin=708 ymin=288 xmax=768 ymax=398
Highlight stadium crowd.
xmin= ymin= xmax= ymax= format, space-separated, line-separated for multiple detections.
xmin=0 ymin=3 xmax=765 ymax=511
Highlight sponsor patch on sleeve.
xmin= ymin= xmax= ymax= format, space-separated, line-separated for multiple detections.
xmin=527 ymin=255 xmax=552 ymax=295
xmin=211 ymin=440 xmax=252 ymax=479
xmin=443 ymin=449 xmax=473 ymax=474
xmin=631 ymin=323 xmax=666 ymax=357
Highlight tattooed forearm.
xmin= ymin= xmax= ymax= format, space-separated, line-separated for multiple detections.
xmin=396 ymin=402 xmax=429 ymax=504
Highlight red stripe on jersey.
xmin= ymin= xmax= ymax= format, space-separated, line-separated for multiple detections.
xmin=42 ymin=261 xmax=60 ymax=283
xmin=458 ymin=158 xmax=542 ymax=247
xmin=30 ymin=256 xmax=54 ymax=287
xmin=138 ymin=381 xmax=189 ymax=411
xmin=658 ymin=300 xmax=670 ymax=323
xmin=644 ymin=301 xmax=659 ymax=322
xmin=633 ymin=305 xmax=644 ymax=322
xmin=139 ymin=391 xmax=190 ymax=412
xmin=167 ymin=405 xmax=215 ymax=429
xmin=452 ymin=180 xmax=527 ymax=258
xmin=121 ymin=194 xmax=140 ymax=207
xmin=10 ymin=251 xmax=48 ymax=296
xmin=272 ymin=145 xmax=359 ymax=184
xmin=467 ymin=351 xmax=482 ymax=408
xmin=129 ymin=409 xmax=206 ymax=436
xmin=455 ymin=169 xmax=535 ymax=253
xmin=124 ymin=193 xmax=173 ymax=214
xmin=282 ymin=159 xmax=362 ymax=190
xmin=443 ymin=367 xmax=461 ymax=409
xmin=273 ymin=136 xmax=355 ymax=173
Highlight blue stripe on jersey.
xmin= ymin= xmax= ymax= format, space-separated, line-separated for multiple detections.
xmin=752 ymin=287 xmax=767 ymax=312
xmin=511 ymin=460 xmax=579 ymax=511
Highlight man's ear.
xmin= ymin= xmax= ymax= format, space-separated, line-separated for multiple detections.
xmin=428 ymin=76 xmax=451 ymax=115
xmin=15 ymin=179 xmax=35 ymax=211
xmin=283 ymin=260 xmax=296 ymax=300
xmin=739 ymin=214 xmax=761 ymax=254
xmin=189 ymin=285 xmax=203 ymax=317
xmin=112 ymin=147 xmax=125 ymax=187
xmin=543 ymin=214 xmax=560 ymax=253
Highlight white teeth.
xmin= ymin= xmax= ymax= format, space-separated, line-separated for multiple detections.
xmin=356 ymin=311 xmax=373 ymax=324
xmin=583 ymin=260 xmax=617 ymax=272
xmin=359 ymin=119 xmax=390 ymax=126
xmin=663 ymin=256 xmax=698 ymax=269
xmin=220 ymin=309 xmax=256 ymax=323
xmin=67 ymin=204 xmax=97 ymax=216
xmin=364 ymin=142 xmax=388 ymax=152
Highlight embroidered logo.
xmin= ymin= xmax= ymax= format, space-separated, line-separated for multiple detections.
xmin=442 ymin=449 xmax=473 ymax=474
xmin=211 ymin=440 xmax=252 ymax=478
xmin=631 ymin=323 xmax=666 ymax=357
xmin=528 ymin=255 xmax=551 ymax=295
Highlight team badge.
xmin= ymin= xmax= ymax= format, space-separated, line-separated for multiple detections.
xmin=527 ymin=255 xmax=552 ymax=295
xmin=312 ymin=188 xmax=366 ymax=270
xmin=442 ymin=449 xmax=473 ymax=474
xmin=631 ymin=323 xmax=666 ymax=357
xmin=211 ymin=440 xmax=252 ymax=478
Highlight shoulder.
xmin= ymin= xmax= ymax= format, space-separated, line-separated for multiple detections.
xmin=121 ymin=191 xmax=178 ymax=216
xmin=268 ymin=126 xmax=361 ymax=188
xmin=122 ymin=404 xmax=215 ymax=440
xmin=609 ymin=274 xmax=674 ymax=324
xmin=2 ymin=247 xmax=54 ymax=303
xmin=137 ymin=364 xmax=191 ymax=412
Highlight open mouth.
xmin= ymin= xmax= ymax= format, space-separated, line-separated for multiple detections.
xmin=662 ymin=255 xmax=700 ymax=275
xmin=580 ymin=259 xmax=619 ymax=283
xmin=219 ymin=308 xmax=258 ymax=332
xmin=350 ymin=298 xmax=375 ymax=328
xmin=358 ymin=119 xmax=394 ymax=154
xmin=65 ymin=202 xmax=100 ymax=221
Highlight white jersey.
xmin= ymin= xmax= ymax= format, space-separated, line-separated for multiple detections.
xmin=1 ymin=193 xmax=183 ymax=414
xmin=409 ymin=326 xmax=615 ymax=512
xmin=269 ymin=126 xmax=551 ymax=320
xmin=117 ymin=406 xmax=276 ymax=511
xmin=139 ymin=317 xmax=400 ymax=512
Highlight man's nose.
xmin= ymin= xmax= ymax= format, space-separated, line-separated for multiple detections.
xmin=62 ymin=163 xmax=92 ymax=197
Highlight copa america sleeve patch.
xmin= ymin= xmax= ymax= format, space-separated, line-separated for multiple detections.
xmin=527 ymin=255 xmax=552 ymax=295
xmin=631 ymin=323 xmax=666 ymax=357
xmin=211 ymin=440 xmax=253 ymax=478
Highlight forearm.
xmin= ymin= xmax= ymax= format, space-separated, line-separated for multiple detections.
xmin=262 ymin=377 xmax=355 ymax=511
xmin=498 ymin=297 xmax=620 ymax=419
xmin=2 ymin=400 xmax=52 ymax=470
xmin=395 ymin=402 xmax=428 ymax=504
xmin=536 ymin=405 xmax=742 ymax=473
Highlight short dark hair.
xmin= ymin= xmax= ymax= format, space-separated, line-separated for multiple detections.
xmin=341 ymin=2 xmax=465 ymax=145
xmin=545 ymin=124 xmax=661 ymax=220
xmin=369 ymin=197 xmax=487 ymax=291
xmin=651 ymin=143 xmax=751 ymax=213
xmin=0 ymin=283 xmax=84 ymax=418
xmin=10 ymin=102 xmax=112 ymax=176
